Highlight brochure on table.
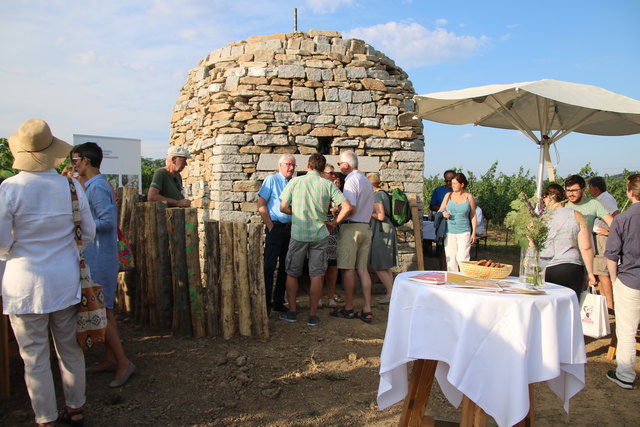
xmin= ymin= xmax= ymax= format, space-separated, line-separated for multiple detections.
xmin=408 ymin=271 xmax=545 ymax=295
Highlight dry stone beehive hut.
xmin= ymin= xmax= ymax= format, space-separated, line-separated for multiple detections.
xmin=169 ymin=30 xmax=425 ymax=269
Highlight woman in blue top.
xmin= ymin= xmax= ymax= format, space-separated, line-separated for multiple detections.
xmin=439 ymin=173 xmax=477 ymax=272
xmin=72 ymin=143 xmax=135 ymax=388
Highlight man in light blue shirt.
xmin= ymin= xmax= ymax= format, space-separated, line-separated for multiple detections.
xmin=257 ymin=155 xmax=296 ymax=314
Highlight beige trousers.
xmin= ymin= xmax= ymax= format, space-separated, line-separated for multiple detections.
xmin=9 ymin=305 xmax=86 ymax=424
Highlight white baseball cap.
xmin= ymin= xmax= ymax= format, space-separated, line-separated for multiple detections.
xmin=167 ymin=146 xmax=191 ymax=159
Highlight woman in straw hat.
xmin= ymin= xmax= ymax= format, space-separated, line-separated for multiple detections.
xmin=0 ymin=119 xmax=96 ymax=426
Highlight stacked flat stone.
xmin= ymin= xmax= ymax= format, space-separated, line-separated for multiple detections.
xmin=169 ymin=30 xmax=424 ymax=269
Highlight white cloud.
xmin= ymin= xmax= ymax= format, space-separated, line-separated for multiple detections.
xmin=462 ymin=133 xmax=475 ymax=139
xmin=344 ymin=21 xmax=489 ymax=69
xmin=306 ymin=0 xmax=353 ymax=14
xmin=435 ymin=19 xmax=448 ymax=27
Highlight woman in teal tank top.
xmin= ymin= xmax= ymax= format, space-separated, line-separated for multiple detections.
xmin=439 ymin=173 xmax=477 ymax=271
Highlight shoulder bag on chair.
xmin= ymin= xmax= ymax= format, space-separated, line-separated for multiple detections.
xmin=579 ymin=285 xmax=611 ymax=339
xmin=68 ymin=178 xmax=107 ymax=350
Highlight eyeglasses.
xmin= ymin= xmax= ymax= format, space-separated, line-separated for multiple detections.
xmin=282 ymin=162 xmax=296 ymax=167
xmin=71 ymin=157 xmax=83 ymax=164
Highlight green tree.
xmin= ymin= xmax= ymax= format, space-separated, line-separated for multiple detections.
xmin=141 ymin=157 xmax=164 ymax=193
xmin=1 ymin=138 xmax=17 ymax=178
xmin=605 ymin=169 xmax=637 ymax=211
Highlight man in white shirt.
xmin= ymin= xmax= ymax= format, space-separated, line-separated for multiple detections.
xmin=330 ymin=151 xmax=375 ymax=323
xmin=588 ymin=176 xmax=620 ymax=312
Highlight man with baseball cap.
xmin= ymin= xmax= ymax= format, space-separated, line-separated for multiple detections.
xmin=147 ymin=146 xmax=192 ymax=207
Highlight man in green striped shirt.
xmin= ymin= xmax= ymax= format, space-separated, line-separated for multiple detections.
xmin=279 ymin=153 xmax=351 ymax=326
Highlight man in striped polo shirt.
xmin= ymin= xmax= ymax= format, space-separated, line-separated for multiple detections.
xmin=278 ymin=153 xmax=351 ymax=326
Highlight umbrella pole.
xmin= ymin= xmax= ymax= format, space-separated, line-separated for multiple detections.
xmin=535 ymin=140 xmax=546 ymax=200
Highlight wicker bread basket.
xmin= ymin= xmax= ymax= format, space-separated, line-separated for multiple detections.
xmin=459 ymin=261 xmax=513 ymax=279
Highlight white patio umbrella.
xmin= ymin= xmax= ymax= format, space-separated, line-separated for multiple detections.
xmin=414 ymin=79 xmax=640 ymax=197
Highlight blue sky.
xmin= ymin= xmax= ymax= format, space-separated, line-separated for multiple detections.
xmin=1 ymin=0 xmax=638 ymax=178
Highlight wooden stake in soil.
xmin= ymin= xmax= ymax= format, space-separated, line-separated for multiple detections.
xmin=144 ymin=202 xmax=159 ymax=328
xmin=166 ymin=208 xmax=192 ymax=336
xmin=219 ymin=221 xmax=236 ymax=339
xmin=233 ymin=222 xmax=252 ymax=337
xmin=134 ymin=202 xmax=147 ymax=324
xmin=155 ymin=201 xmax=172 ymax=329
xmin=410 ymin=194 xmax=425 ymax=270
xmin=185 ymin=208 xmax=206 ymax=338
xmin=247 ymin=223 xmax=269 ymax=340
xmin=117 ymin=187 xmax=139 ymax=314
xmin=204 ymin=220 xmax=221 ymax=337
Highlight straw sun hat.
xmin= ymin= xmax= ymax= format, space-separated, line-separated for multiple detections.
xmin=8 ymin=119 xmax=72 ymax=172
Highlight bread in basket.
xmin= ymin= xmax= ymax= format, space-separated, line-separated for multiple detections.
xmin=459 ymin=260 xmax=513 ymax=279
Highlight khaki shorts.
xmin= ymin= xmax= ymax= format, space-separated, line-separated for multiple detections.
xmin=594 ymin=234 xmax=609 ymax=276
xmin=337 ymin=223 xmax=372 ymax=270
xmin=285 ymin=237 xmax=328 ymax=277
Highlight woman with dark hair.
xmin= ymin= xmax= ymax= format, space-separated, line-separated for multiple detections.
xmin=439 ymin=172 xmax=477 ymax=272
xmin=540 ymin=183 xmax=596 ymax=296
xmin=72 ymin=142 xmax=135 ymax=388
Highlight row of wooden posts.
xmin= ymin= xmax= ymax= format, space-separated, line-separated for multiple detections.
xmin=116 ymin=188 xmax=270 ymax=340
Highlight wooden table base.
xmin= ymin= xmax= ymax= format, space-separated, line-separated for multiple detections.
xmin=399 ymin=359 xmax=535 ymax=427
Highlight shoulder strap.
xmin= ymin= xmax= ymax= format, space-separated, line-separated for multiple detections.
xmin=441 ymin=192 xmax=451 ymax=209
xmin=381 ymin=190 xmax=392 ymax=218
xmin=67 ymin=178 xmax=86 ymax=260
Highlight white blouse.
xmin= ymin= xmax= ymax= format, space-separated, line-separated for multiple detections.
xmin=0 ymin=170 xmax=96 ymax=314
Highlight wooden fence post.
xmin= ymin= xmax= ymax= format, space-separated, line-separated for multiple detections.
xmin=204 ymin=220 xmax=221 ymax=337
xmin=185 ymin=208 xmax=206 ymax=338
xmin=144 ymin=202 xmax=159 ymax=328
xmin=219 ymin=221 xmax=236 ymax=339
xmin=155 ymin=202 xmax=172 ymax=329
xmin=410 ymin=194 xmax=425 ymax=271
xmin=233 ymin=222 xmax=252 ymax=337
xmin=134 ymin=202 xmax=147 ymax=324
xmin=166 ymin=208 xmax=192 ymax=336
xmin=248 ymin=223 xmax=269 ymax=340
xmin=117 ymin=187 xmax=138 ymax=314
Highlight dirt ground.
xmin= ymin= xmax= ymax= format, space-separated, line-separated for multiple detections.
xmin=2 ymin=242 xmax=640 ymax=426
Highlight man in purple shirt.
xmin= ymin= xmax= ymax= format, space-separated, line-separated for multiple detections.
xmin=330 ymin=151 xmax=375 ymax=323
xmin=604 ymin=173 xmax=640 ymax=389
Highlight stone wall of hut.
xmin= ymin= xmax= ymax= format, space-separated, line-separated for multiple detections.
xmin=169 ymin=30 xmax=425 ymax=270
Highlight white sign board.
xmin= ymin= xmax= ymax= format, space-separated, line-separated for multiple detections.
xmin=73 ymin=134 xmax=141 ymax=193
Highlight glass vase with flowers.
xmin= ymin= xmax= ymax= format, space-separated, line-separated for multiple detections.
xmin=505 ymin=193 xmax=549 ymax=288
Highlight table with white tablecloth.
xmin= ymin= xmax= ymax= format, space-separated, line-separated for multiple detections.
xmin=377 ymin=272 xmax=586 ymax=427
